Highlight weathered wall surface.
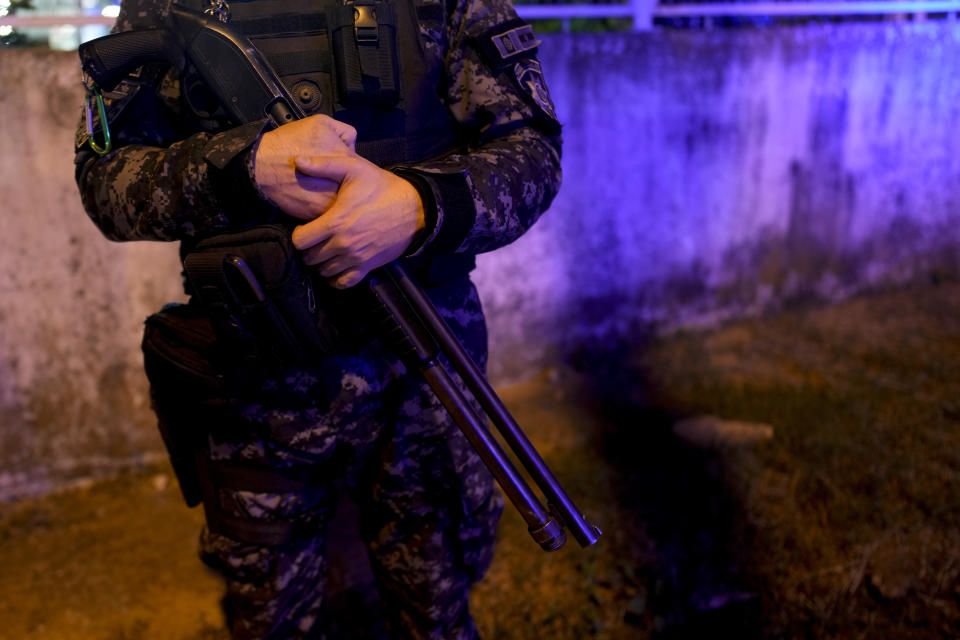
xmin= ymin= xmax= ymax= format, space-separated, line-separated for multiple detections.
xmin=474 ymin=23 xmax=960 ymax=382
xmin=2 ymin=23 xmax=959 ymax=498
xmin=0 ymin=49 xmax=185 ymax=500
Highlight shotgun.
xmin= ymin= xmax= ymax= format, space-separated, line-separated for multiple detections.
xmin=79 ymin=5 xmax=601 ymax=551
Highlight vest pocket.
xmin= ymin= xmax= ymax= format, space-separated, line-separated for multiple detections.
xmin=331 ymin=0 xmax=401 ymax=107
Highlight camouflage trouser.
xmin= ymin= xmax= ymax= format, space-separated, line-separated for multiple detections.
xmin=155 ymin=280 xmax=504 ymax=639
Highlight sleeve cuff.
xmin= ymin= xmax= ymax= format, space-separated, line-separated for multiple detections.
xmin=391 ymin=167 xmax=477 ymax=257
xmin=203 ymin=119 xmax=279 ymax=226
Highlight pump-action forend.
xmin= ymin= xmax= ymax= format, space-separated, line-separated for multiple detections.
xmin=78 ymin=5 xmax=601 ymax=551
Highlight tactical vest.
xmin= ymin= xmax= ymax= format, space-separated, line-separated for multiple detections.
xmin=178 ymin=0 xmax=477 ymax=288
xmin=182 ymin=0 xmax=460 ymax=167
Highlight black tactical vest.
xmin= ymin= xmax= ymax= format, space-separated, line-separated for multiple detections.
xmin=183 ymin=0 xmax=460 ymax=167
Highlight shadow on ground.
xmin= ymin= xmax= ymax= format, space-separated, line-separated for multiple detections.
xmin=2 ymin=283 xmax=960 ymax=639
xmin=557 ymin=339 xmax=766 ymax=639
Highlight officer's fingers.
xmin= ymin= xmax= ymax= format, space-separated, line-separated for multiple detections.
xmin=294 ymin=172 xmax=340 ymax=194
xmin=331 ymin=268 xmax=367 ymax=289
xmin=300 ymin=239 xmax=330 ymax=266
xmin=294 ymin=154 xmax=359 ymax=182
xmin=314 ymin=254 xmax=356 ymax=278
xmin=292 ymin=215 xmax=335 ymax=252
xmin=290 ymin=174 xmax=339 ymax=217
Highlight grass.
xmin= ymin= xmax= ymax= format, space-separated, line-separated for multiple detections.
xmin=473 ymin=282 xmax=960 ymax=639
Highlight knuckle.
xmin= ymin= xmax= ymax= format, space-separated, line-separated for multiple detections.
xmin=301 ymin=249 xmax=319 ymax=265
xmin=325 ymin=233 xmax=345 ymax=252
xmin=319 ymin=263 xmax=338 ymax=277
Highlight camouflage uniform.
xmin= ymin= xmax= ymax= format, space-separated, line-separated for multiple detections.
xmin=75 ymin=0 xmax=561 ymax=636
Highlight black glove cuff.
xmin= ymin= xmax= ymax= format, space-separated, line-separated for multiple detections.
xmin=391 ymin=167 xmax=476 ymax=256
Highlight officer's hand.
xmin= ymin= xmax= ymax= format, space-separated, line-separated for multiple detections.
xmin=253 ymin=115 xmax=358 ymax=220
xmin=291 ymin=154 xmax=426 ymax=289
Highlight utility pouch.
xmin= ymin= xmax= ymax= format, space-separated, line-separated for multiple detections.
xmin=182 ymin=224 xmax=340 ymax=363
xmin=331 ymin=0 xmax=401 ymax=107
xmin=142 ymin=302 xmax=224 ymax=507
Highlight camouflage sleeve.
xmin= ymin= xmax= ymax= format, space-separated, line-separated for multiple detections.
xmin=397 ymin=0 xmax=562 ymax=258
xmin=76 ymin=106 xmax=274 ymax=242
xmin=75 ymin=0 xmax=277 ymax=242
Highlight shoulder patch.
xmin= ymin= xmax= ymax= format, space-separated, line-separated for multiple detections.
xmin=491 ymin=24 xmax=538 ymax=61
xmin=514 ymin=58 xmax=557 ymax=122
xmin=472 ymin=18 xmax=539 ymax=69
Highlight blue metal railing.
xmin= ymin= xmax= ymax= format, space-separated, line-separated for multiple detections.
xmin=3 ymin=0 xmax=960 ymax=38
xmin=516 ymin=0 xmax=960 ymax=29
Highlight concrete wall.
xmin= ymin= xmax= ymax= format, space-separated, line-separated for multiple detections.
xmin=0 ymin=49 xmax=185 ymax=500
xmin=474 ymin=22 xmax=960 ymax=382
xmin=3 ymin=22 xmax=960 ymax=499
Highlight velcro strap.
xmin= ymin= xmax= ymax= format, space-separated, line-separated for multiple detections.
xmin=358 ymin=43 xmax=381 ymax=79
xmin=357 ymin=138 xmax=407 ymax=165
xmin=198 ymin=457 xmax=331 ymax=546
xmin=208 ymin=459 xmax=330 ymax=493
xmin=205 ymin=509 xmax=312 ymax=546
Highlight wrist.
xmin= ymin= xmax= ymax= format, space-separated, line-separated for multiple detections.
xmin=392 ymin=168 xmax=438 ymax=257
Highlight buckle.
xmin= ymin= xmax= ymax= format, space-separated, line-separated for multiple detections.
xmin=352 ymin=2 xmax=378 ymax=43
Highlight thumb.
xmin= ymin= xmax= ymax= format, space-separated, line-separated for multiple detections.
xmin=294 ymin=154 xmax=357 ymax=181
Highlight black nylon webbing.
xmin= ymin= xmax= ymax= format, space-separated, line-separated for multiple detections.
xmin=251 ymin=36 xmax=332 ymax=76
xmin=205 ymin=509 xmax=307 ymax=546
xmin=208 ymin=459 xmax=330 ymax=493
xmin=358 ymin=42 xmax=380 ymax=80
xmin=357 ymin=138 xmax=407 ymax=165
xmin=230 ymin=1 xmax=328 ymax=34
xmin=377 ymin=43 xmax=397 ymax=93
xmin=196 ymin=455 xmax=328 ymax=545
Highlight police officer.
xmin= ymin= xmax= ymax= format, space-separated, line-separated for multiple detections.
xmin=75 ymin=0 xmax=561 ymax=636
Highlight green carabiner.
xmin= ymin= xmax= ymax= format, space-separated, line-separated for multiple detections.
xmin=84 ymin=82 xmax=113 ymax=156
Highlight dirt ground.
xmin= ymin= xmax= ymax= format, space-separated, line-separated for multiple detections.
xmin=2 ymin=282 xmax=960 ymax=639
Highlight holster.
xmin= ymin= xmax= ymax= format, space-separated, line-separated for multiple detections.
xmin=141 ymin=302 xmax=340 ymax=542
xmin=182 ymin=224 xmax=341 ymax=363
xmin=141 ymin=302 xmax=224 ymax=507
xmin=144 ymin=224 xmax=352 ymax=508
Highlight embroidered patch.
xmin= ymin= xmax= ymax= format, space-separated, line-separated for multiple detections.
xmin=514 ymin=58 xmax=557 ymax=122
xmin=491 ymin=24 xmax=538 ymax=61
